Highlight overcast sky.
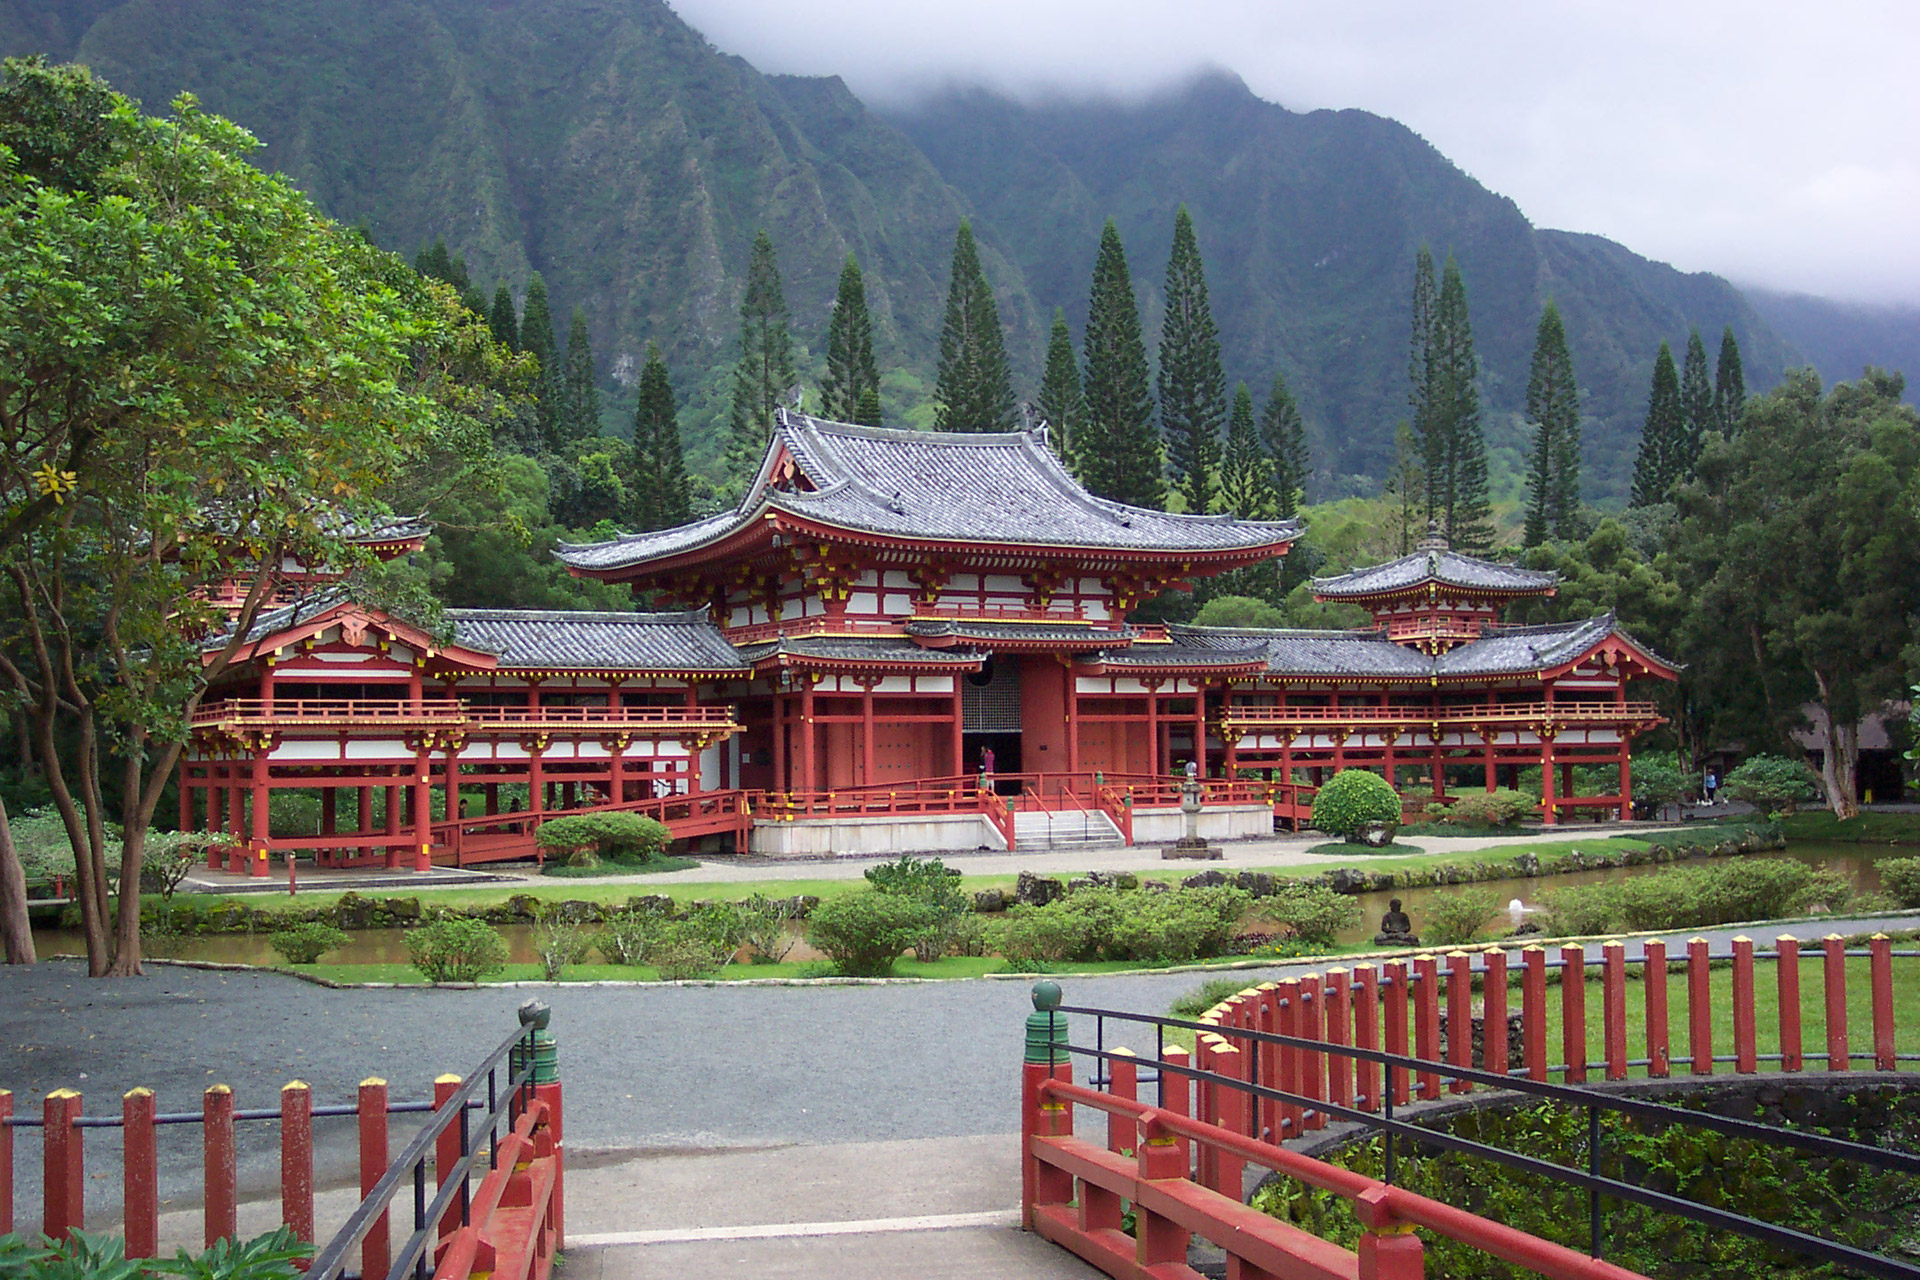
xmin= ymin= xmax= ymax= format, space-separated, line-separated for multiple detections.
xmin=671 ymin=0 xmax=1920 ymax=307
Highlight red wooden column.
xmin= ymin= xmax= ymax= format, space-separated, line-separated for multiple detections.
xmin=281 ymin=1081 xmax=314 ymax=1246
xmin=1539 ymin=731 xmax=1557 ymax=825
xmin=800 ymin=680 xmax=817 ymax=793
xmin=1617 ymin=742 xmax=1633 ymax=821
xmin=861 ymin=681 xmax=876 ymax=787
xmin=1561 ymin=944 xmax=1587 ymax=1083
xmin=1688 ymin=937 xmax=1713 ymax=1074
xmin=1482 ymin=731 xmax=1496 ymax=791
xmin=204 ymin=1084 xmax=236 ymax=1247
xmin=383 ymin=780 xmax=401 ymax=869
xmin=1065 ymin=669 xmax=1081 ymax=774
xmin=1731 ymin=936 xmax=1758 ymax=1073
xmin=358 ymin=1078 xmax=390 ymax=1279
xmin=1145 ymin=679 xmax=1161 ymax=777
xmin=1777 ymin=934 xmax=1803 ymax=1073
xmin=411 ymin=750 xmax=433 ymax=872
xmin=1603 ymin=940 xmax=1628 ymax=1080
xmin=608 ymin=738 xmax=625 ymax=807
xmin=949 ymin=680 xmax=963 ymax=777
xmin=123 ymin=1088 xmax=158 ymax=1258
xmin=1872 ymin=933 xmax=1896 ymax=1071
xmin=1381 ymin=732 xmax=1396 ymax=792
xmin=42 ymin=1089 xmax=82 ymax=1240
xmin=773 ymin=692 xmax=788 ymax=793
xmin=248 ymin=751 xmax=271 ymax=877
xmin=1824 ymin=933 xmax=1850 ymax=1070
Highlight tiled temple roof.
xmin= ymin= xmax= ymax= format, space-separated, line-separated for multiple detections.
xmin=446 ymin=609 xmax=747 ymax=672
xmin=1155 ymin=615 xmax=1653 ymax=679
xmin=904 ymin=619 xmax=1130 ymax=645
xmin=738 ymin=635 xmax=987 ymax=667
xmin=1312 ymin=548 xmax=1559 ymax=600
xmin=557 ymin=410 xmax=1300 ymax=571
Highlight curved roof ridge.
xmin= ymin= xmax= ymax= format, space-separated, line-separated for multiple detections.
xmin=1312 ymin=547 xmax=1560 ymax=598
xmin=446 ymin=607 xmax=710 ymax=625
xmin=1170 ymin=622 xmax=1392 ymax=640
xmin=1477 ymin=611 xmax=1615 ymax=638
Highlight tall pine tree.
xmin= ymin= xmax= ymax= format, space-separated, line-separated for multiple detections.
xmin=518 ymin=272 xmax=562 ymax=451
xmin=1259 ymin=371 xmax=1308 ymax=520
xmin=1384 ymin=422 xmax=1427 ymax=557
xmin=1423 ymin=255 xmax=1492 ymax=551
xmin=822 ymin=253 xmax=881 ymax=425
xmin=1037 ymin=308 xmax=1085 ymax=468
xmin=1158 ymin=206 xmax=1226 ymax=514
xmin=1630 ymin=341 xmax=1685 ymax=506
xmin=726 ymin=230 xmax=797 ymax=479
xmin=488 ymin=284 xmax=518 ymax=351
xmin=1079 ymin=220 xmax=1165 ymax=509
xmin=1522 ymin=301 xmax=1580 ymax=546
xmin=560 ymin=307 xmax=599 ymax=444
xmin=1715 ymin=325 xmax=1746 ymax=434
xmin=1408 ymin=246 xmax=1439 ymax=471
xmin=1679 ymin=327 xmax=1714 ymax=466
xmin=628 ymin=344 xmax=690 ymax=531
xmin=933 ymin=222 xmax=1016 ymax=432
xmin=1218 ymin=383 xmax=1274 ymax=519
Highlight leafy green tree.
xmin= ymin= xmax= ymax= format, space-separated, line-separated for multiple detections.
xmin=410 ymin=455 xmax=627 ymax=611
xmin=1218 ymin=383 xmax=1274 ymax=519
xmin=1080 ymin=220 xmax=1164 ymax=508
xmin=0 ymin=58 xmax=519 ymax=974
xmin=1192 ymin=594 xmax=1285 ymax=628
xmin=1669 ymin=368 xmax=1920 ymax=816
xmin=560 ymin=306 xmax=600 ymax=445
xmin=725 ymin=230 xmax=796 ymax=480
xmin=1522 ymin=301 xmax=1580 ymax=545
xmin=519 ymin=271 xmax=562 ymax=449
xmin=550 ymin=447 xmax=627 ymax=528
xmin=1382 ymin=422 xmax=1426 ymax=556
xmin=1419 ymin=255 xmax=1492 ymax=551
xmin=1260 ymin=371 xmax=1309 ymax=521
xmin=1715 ymin=325 xmax=1746 ymax=434
xmin=1679 ymin=327 xmax=1713 ymax=464
xmin=488 ymin=283 xmax=518 ymax=351
xmin=1630 ymin=341 xmax=1684 ymax=506
xmin=933 ymin=221 xmax=1016 ymax=433
xmin=1158 ymin=206 xmax=1225 ymax=514
xmin=822 ymin=254 xmax=881 ymax=425
xmin=1036 ymin=308 xmax=1084 ymax=468
xmin=628 ymin=344 xmax=690 ymax=530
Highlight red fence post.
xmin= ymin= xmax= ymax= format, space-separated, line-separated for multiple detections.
xmin=536 ymin=1075 xmax=565 ymax=1250
xmin=1731 ymin=937 xmax=1758 ymax=1074
xmin=1824 ymin=934 xmax=1850 ymax=1071
xmin=1257 ymin=984 xmax=1280 ymax=1141
xmin=123 ymin=1088 xmax=158 ymax=1259
xmin=1412 ymin=955 xmax=1441 ymax=1101
xmin=1134 ymin=1115 xmax=1191 ymax=1270
xmin=1561 ymin=945 xmax=1587 ymax=1084
xmin=1384 ymin=960 xmax=1411 ymax=1106
xmin=204 ymin=1084 xmax=237 ymax=1248
xmin=1326 ymin=968 xmax=1354 ymax=1112
xmin=1603 ymin=941 xmax=1628 ymax=1082
xmin=281 ymin=1081 xmax=314 ymax=1247
xmin=1644 ymin=939 xmax=1670 ymax=1077
xmin=1522 ymin=947 xmax=1548 ymax=1083
xmin=1872 ymin=934 xmax=1896 ymax=1071
xmin=0 ymin=1089 xmax=11 ymax=1235
xmin=1354 ymin=965 xmax=1381 ymax=1112
xmin=1356 ymin=1186 xmax=1426 ymax=1280
xmin=41 ymin=1089 xmax=82 ymax=1241
xmin=1108 ymin=1050 xmax=1137 ymax=1154
xmin=1161 ymin=1044 xmax=1192 ymax=1176
xmin=1482 ymin=948 xmax=1508 ymax=1080
xmin=434 ymin=1074 xmax=463 ymax=1242
xmin=1778 ymin=934 xmax=1803 ymax=1073
xmin=1212 ymin=1043 xmax=1246 ymax=1198
xmin=1688 ymin=938 xmax=1713 ymax=1075
xmin=359 ymin=1078 xmax=391 ymax=1278
xmin=1299 ymin=974 xmax=1326 ymax=1126
xmin=1446 ymin=951 xmax=1473 ymax=1093
xmin=1276 ymin=979 xmax=1302 ymax=1139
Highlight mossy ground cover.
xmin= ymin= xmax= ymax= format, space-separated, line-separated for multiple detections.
xmin=1305 ymin=841 xmax=1427 ymax=857
xmin=1777 ymin=810 xmax=1920 ymax=844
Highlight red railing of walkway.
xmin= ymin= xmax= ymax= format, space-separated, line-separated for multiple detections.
xmin=1025 ymin=941 xmax=1920 ymax=1280
xmin=193 ymin=699 xmax=737 ymax=733
xmin=432 ymin=789 xmax=759 ymax=864
xmin=1 ymin=1007 xmax=560 ymax=1280
xmin=1219 ymin=700 xmax=1662 ymax=728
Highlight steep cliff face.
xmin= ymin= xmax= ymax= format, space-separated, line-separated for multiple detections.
xmin=11 ymin=0 xmax=1826 ymax=498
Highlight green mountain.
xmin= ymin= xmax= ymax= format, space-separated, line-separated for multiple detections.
xmin=1742 ymin=288 xmax=1920 ymax=399
xmin=7 ymin=0 xmax=1889 ymax=506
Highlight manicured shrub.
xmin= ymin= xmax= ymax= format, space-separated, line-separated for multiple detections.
xmin=1539 ymin=883 xmax=1622 ymax=936
xmin=267 ymin=922 xmax=350 ymax=965
xmin=1422 ymin=889 xmax=1502 ymax=946
xmin=1262 ymin=883 xmax=1361 ymax=948
xmin=737 ymin=894 xmax=800 ymax=963
xmin=995 ymin=904 xmax=1098 ymax=969
xmin=806 ymin=890 xmax=932 ymax=976
xmin=531 ymin=919 xmax=593 ymax=980
xmin=1310 ymin=770 xmax=1401 ymax=840
xmin=406 ymin=917 xmax=508 ymax=983
xmin=1629 ymin=759 xmax=1697 ymax=819
xmin=598 ymin=907 xmax=660 ymax=965
xmin=994 ymin=886 xmax=1254 ymax=967
xmin=1541 ymin=860 xmax=1853 ymax=937
xmin=1439 ymin=789 xmax=1535 ymax=828
xmin=1878 ymin=857 xmax=1920 ymax=908
xmin=535 ymin=812 xmax=672 ymax=864
xmin=866 ymin=854 xmax=970 ymax=961
xmin=1723 ymin=755 xmax=1822 ymax=815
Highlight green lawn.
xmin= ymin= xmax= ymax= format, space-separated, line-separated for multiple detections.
xmin=1777 ymin=810 xmax=1920 ymax=845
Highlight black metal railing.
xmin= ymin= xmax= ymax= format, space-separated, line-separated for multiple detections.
xmin=1055 ymin=1002 xmax=1920 ymax=1280
xmin=306 ymin=1004 xmax=545 ymax=1280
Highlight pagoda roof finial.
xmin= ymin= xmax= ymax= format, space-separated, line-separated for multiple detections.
xmin=1417 ymin=520 xmax=1449 ymax=553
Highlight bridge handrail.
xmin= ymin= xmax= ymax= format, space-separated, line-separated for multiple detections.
xmin=1219 ymin=699 xmax=1662 ymax=725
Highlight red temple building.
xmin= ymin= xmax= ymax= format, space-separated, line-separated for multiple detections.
xmin=182 ymin=411 xmax=1674 ymax=875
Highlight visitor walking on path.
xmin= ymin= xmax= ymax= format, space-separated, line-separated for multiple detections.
xmin=1703 ymin=768 xmax=1719 ymax=805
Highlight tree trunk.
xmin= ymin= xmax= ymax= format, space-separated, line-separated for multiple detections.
xmin=1825 ymin=718 xmax=1861 ymax=820
xmin=0 ymin=795 xmax=35 ymax=964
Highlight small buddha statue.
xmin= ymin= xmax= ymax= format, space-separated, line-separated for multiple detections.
xmin=1374 ymin=898 xmax=1419 ymax=947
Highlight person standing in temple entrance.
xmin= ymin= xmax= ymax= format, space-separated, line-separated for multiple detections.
xmin=980 ymin=745 xmax=996 ymax=778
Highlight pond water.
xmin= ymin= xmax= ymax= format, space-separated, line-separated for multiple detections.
xmin=30 ymin=841 xmax=1916 ymax=968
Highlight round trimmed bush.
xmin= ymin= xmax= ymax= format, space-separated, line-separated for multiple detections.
xmin=268 ymin=922 xmax=350 ymax=965
xmin=406 ymin=917 xmax=509 ymax=983
xmin=1310 ymin=770 xmax=1402 ymax=841
xmin=805 ymin=890 xmax=933 ymax=976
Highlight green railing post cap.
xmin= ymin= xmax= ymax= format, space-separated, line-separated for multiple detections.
xmin=1025 ymin=981 xmax=1067 ymax=1065
xmin=518 ymin=998 xmax=551 ymax=1031
xmin=1031 ymin=980 xmax=1062 ymax=1011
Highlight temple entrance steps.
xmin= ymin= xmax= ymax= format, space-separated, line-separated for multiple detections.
xmin=1012 ymin=809 xmax=1126 ymax=851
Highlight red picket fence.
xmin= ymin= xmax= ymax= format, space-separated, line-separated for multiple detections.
xmin=0 ymin=1010 xmax=561 ymax=1280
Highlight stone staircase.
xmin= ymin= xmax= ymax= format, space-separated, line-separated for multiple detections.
xmin=1011 ymin=808 xmax=1126 ymax=852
